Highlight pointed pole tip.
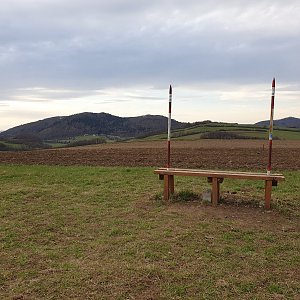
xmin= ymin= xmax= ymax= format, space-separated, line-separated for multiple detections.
xmin=272 ymin=77 xmax=275 ymax=87
xmin=169 ymin=84 xmax=172 ymax=94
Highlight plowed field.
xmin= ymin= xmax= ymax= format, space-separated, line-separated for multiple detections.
xmin=0 ymin=140 xmax=299 ymax=170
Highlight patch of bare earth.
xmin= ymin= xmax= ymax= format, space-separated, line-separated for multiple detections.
xmin=0 ymin=140 xmax=299 ymax=170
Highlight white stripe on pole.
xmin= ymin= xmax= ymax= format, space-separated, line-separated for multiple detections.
xmin=168 ymin=112 xmax=171 ymax=141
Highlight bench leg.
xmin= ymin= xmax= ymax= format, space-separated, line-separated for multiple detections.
xmin=164 ymin=175 xmax=170 ymax=200
xmin=164 ymin=175 xmax=174 ymax=200
xmin=169 ymin=175 xmax=174 ymax=195
xmin=265 ymin=180 xmax=272 ymax=210
xmin=211 ymin=177 xmax=220 ymax=206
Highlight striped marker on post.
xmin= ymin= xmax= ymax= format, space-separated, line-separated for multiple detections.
xmin=167 ymin=85 xmax=172 ymax=169
xmin=267 ymin=78 xmax=275 ymax=175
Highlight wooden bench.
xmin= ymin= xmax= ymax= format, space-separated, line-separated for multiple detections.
xmin=154 ymin=168 xmax=285 ymax=209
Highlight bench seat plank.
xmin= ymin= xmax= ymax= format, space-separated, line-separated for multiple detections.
xmin=154 ymin=168 xmax=285 ymax=181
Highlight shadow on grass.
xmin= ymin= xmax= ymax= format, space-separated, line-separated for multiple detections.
xmin=151 ymin=190 xmax=201 ymax=203
xmin=152 ymin=190 xmax=263 ymax=208
xmin=220 ymin=192 xmax=262 ymax=208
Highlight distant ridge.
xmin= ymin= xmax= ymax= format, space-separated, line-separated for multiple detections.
xmin=1 ymin=114 xmax=299 ymax=142
xmin=255 ymin=117 xmax=300 ymax=128
xmin=0 ymin=112 xmax=186 ymax=140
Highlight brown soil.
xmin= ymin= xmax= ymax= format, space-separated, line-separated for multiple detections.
xmin=0 ymin=140 xmax=299 ymax=170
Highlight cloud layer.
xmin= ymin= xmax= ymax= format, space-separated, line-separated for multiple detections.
xmin=0 ymin=0 xmax=299 ymax=129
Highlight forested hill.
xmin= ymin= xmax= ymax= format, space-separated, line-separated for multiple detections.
xmin=0 ymin=112 xmax=186 ymax=139
xmin=255 ymin=117 xmax=300 ymax=128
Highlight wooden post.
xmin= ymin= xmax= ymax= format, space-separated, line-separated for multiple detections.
xmin=165 ymin=85 xmax=173 ymax=201
xmin=164 ymin=175 xmax=170 ymax=200
xmin=169 ymin=175 xmax=174 ymax=195
xmin=264 ymin=180 xmax=272 ymax=209
xmin=163 ymin=175 xmax=174 ymax=200
xmin=167 ymin=85 xmax=172 ymax=169
xmin=211 ymin=177 xmax=219 ymax=206
xmin=216 ymin=179 xmax=220 ymax=200
xmin=267 ymin=78 xmax=275 ymax=175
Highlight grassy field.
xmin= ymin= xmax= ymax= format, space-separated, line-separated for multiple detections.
xmin=0 ymin=165 xmax=299 ymax=299
xmin=0 ymin=141 xmax=27 ymax=150
xmin=1 ymin=124 xmax=299 ymax=152
xmin=143 ymin=123 xmax=300 ymax=141
xmin=45 ymin=135 xmax=115 ymax=148
xmin=0 ymin=135 xmax=110 ymax=151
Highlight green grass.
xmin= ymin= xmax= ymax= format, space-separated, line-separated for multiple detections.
xmin=0 ymin=165 xmax=299 ymax=299
xmin=0 ymin=141 xmax=27 ymax=150
xmin=142 ymin=123 xmax=300 ymax=141
xmin=47 ymin=134 xmax=111 ymax=143
xmin=43 ymin=135 xmax=106 ymax=148
xmin=44 ymin=142 xmax=66 ymax=148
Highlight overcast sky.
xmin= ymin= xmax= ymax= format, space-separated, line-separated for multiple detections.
xmin=0 ymin=0 xmax=299 ymax=130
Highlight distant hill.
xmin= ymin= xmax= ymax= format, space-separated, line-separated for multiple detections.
xmin=0 ymin=112 xmax=186 ymax=140
xmin=255 ymin=117 xmax=300 ymax=128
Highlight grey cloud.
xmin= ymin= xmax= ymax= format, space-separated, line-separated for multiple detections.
xmin=0 ymin=0 xmax=299 ymax=91
xmin=95 ymin=99 xmax=132 ymax=104
xmin=0 ymin=88 xmax=97 ymax=102
xmin=125 ymin=95 xmax=163 ymax=101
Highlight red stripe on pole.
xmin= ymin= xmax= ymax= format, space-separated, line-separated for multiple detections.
xmin=267 ymin=78 xmax=275 ymax=175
